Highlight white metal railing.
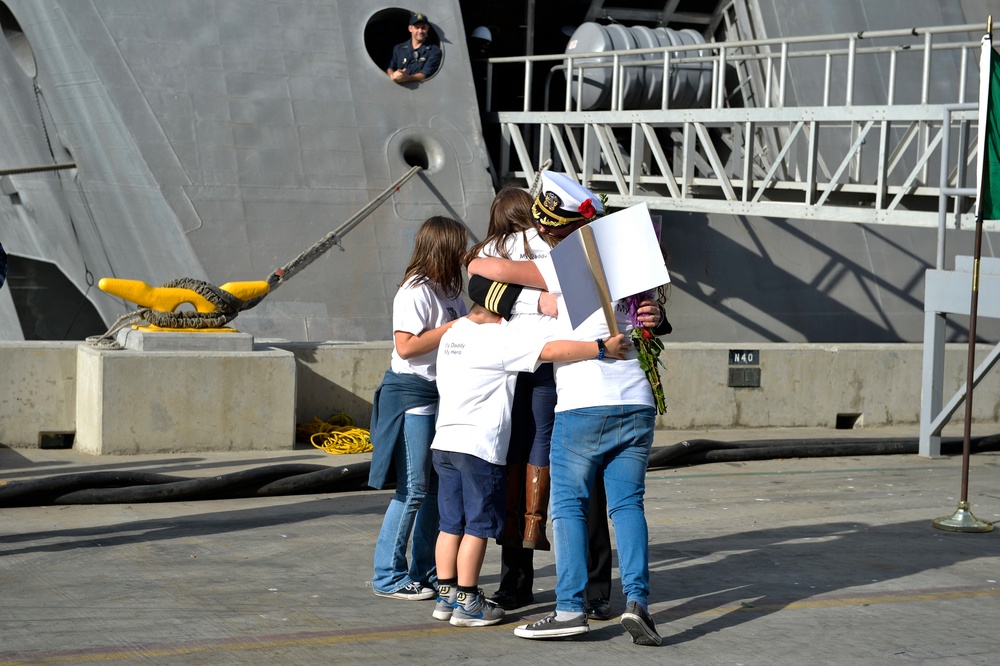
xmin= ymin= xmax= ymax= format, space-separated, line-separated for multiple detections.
xmin=485 ymin=21 xmax=991 ymax=229
xmin=487 ymin=23 xmax=984 ymax=113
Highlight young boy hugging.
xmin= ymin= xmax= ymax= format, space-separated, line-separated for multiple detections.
xmin=431 ymin=275 xmax=628 ymax=627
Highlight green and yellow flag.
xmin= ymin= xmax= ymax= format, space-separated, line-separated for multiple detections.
xmin=976 ymin=33 xmax=1000 ymax=220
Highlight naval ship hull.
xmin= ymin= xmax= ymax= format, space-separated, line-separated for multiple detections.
xmin=0 ymin=0 xmax=496 ymax=343
xmin=1 ymin=0 xmax=998 ymax=344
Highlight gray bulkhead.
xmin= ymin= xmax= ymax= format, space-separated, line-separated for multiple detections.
xmin=0 ymin=0 xmax=494 ymax=342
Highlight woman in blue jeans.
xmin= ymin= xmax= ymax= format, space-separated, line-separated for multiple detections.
xmin=468 ymin=172 xmax=667 ymax=645
xmin=368 ymin=216 xmax=468 ymax=600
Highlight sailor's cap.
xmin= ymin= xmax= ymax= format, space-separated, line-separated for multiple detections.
xmin=531 ymin=171 xmax=604 ymax=228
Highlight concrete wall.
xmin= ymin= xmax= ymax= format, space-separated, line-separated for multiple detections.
xmin=661 ymin=343 xmax=1000 ymax=429
xmin=2 ymin=341 xmax=999 ymax=453
xmin=273 ymin=341 xmax=389 ymax=429
xmin=277 ymin=341 xmax=1000 ymax=430
xmin=0 ymin=342 xmax=77 ymax=448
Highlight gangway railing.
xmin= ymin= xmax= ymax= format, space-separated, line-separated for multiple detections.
xmin=485 ymin=22 xmax=991 ymax=229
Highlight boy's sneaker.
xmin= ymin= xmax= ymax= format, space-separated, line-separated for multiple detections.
xmin=449 ymin=589 xmax=505 ymax=627
xmin=372 ymin=581 xmax=436 ymax=601
xmin=514 ymin=611 xmax=589 ymax=639
xmin=620 ymin=600 xmax=662 ymax=646
xmin=432 ymin=585 xmax=457 ymax=621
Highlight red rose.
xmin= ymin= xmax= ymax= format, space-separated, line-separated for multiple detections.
xmin=642 ymin=327 xmax=652 ymax=340
xmin=578 ymin=199 xmax=596 ymax=219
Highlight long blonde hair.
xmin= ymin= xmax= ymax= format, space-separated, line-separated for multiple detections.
xmin=400 ymin=216 xmax=468 ymax=299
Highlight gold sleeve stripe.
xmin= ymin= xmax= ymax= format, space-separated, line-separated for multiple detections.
xmin=485 ymin=281 xmax=508 ymax=313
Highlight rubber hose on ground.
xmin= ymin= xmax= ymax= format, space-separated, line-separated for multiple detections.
xmin=2 ymin=436 xmax=997 ymax=507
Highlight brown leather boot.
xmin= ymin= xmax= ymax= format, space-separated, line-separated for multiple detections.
xmin=499 ymin=462 xmax=526 ymax=546
xmin=522 ymin=464 xmax=551 ymax=550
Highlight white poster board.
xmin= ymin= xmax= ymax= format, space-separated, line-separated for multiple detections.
xmin=549 ymin=203 xmax=671 ymax=329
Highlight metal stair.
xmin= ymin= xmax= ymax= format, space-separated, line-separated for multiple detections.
xmin=485 ymin=5 xmax=987 ymax=231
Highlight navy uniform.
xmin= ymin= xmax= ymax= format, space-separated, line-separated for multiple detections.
xmin=387 ymin=41 xmax=441 ymax=78
xmin=386 ymin=13 xmax=441 ymax=82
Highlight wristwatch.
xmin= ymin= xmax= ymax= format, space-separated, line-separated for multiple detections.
xmin=596 ymin=338 xmax=606 ymax=360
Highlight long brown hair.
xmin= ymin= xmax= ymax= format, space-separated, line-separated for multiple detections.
xmin=400 ymin=216 xmax=468 ymax=299
xmin=465 ymin=186 xmax=535 ymax=265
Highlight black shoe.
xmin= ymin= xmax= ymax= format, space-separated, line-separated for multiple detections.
xmin=620 ymin=600 xmax=661 ymax=646
xmin=489 ymin=589 xmax=535 ymax=611
xmin=585 ymin=598 xmax=611 ymax=621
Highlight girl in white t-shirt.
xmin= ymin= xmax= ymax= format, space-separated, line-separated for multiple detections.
xmin=369 ymin=216 xmax=469 ymax=599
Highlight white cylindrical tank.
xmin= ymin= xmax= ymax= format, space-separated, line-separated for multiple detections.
xmin=564 ymin=23 xmax=712 ymax=110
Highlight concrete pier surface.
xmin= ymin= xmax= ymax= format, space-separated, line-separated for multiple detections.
xmin=1 ymin=426 xmax=998 ymax=665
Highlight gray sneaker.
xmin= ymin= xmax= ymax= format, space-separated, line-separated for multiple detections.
xmin=514 ymin=611 xmax=589 ymax=639
xmin=432 ymin=585 xmax=457 ymax=621
xmin=372 ymin=581 xmax=436 ymax=601
xmin=449 ymin=590 xmax=505 ymax=627
xmin=620 ymin=600 xmax=661 ymax=646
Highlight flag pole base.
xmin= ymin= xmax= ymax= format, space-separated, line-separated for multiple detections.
xmin=932 ymin=501 xmax=995 ymax=533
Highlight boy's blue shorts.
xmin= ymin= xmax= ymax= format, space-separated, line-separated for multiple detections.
xmin=433 ymin=449 xmax=506 ymax=539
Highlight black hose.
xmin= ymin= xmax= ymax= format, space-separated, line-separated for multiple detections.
xmin=2 ymin=435 xmax=997 ymax=507
xmin=0 ymin=462 xmax=371 ymax=507
xmin=646 ymin=434 xmax=1000 ymax=469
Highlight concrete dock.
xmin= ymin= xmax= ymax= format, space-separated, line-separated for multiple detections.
xmin=1 ymin=426 xmax=998 ymax=665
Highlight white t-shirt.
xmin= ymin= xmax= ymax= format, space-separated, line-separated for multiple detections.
xmin=479 ymin=229 xmax=560 ymax=336
xmin=390 ymin=277 xmax=468 ymax=413
xmin=478 ymin=228 xmax=550 ymax=262
xmin=532 ymin=257 xmax=654 ymax=411
xmin=431 ymin=318 xmax=545 ymax=464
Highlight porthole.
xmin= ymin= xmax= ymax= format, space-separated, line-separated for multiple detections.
xmin=0 ymin=1 xmax=37 ymax=78
xmin=364 ymin=8 xmax=443 ymax=82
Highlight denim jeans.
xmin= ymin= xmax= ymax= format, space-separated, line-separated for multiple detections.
xmin=508 ymin=364 xmax=556 ymax=467
xmin=498 ymin=364 xmax=556 ymax=592
xmin=372 ymin=412 xmax=439 ymax=593
xmin=549 ymin=404 xmax=655 ymax=613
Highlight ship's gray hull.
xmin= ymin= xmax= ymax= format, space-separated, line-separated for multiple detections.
xmin=1 ymin=0 xmax=999 ymax=344
xmin=661 ymin=211 xmax=993 ymax=343
xmin=0 ymin=0 xmax=494 ymax=342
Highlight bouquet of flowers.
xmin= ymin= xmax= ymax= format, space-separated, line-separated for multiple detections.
xmin=626 ymin=291 xmax=667 ymax=415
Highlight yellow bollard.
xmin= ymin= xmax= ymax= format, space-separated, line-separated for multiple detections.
xmin=98 ymin=278 xmax=270 ymax=333
xmin=98 ymin=278 xmax=269 ymax=313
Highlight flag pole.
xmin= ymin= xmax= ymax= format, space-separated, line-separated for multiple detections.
xmin=932 ymin=16 xmax=995 ymax=533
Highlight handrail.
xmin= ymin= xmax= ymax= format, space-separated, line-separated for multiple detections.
xmin=487 ymin=22 xmax=986 ymax=113
xmin=487 ymin=23 xmax=986 ymax=65
xmin=489 ymin=19 xmax=990 ymax=231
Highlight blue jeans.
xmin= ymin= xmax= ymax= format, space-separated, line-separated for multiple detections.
xmin=508 ymin=364 xmax=556 ymax=467
xmin=549 ymin=405 xmax=655 ymax=613
xmin=372 ymin=412 xmax=439 ymax=593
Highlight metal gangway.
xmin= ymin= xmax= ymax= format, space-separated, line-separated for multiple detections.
xmin=483 ymin=7 xmax=999 ymax=458
xmin=484 ymin=11 xmax=989 ymax=231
